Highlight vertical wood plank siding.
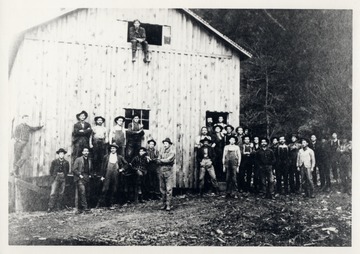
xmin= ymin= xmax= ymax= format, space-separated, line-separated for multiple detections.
xmin=9 ymin=8 xmax=241 ymax=188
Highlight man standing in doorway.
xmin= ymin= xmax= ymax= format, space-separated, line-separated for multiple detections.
xmin=157 ymin=138 xmax=175 ymax=212
xmin=129 ymin=19 xmax=150 ymax=62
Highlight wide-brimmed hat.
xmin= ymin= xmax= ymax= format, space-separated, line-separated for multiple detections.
xmin=225 ymin=125 xmax=235 ymax=131
xmin=109 ymin=143 xmax=119 ymax=149
xmin=56 ymin=148 xmax=67 ymax=154
xmin=114 ymin=116 xmax=125 ymax=123
xmin=200 ymin=137 xmax=212 ymax=144
xmin=76 ymin=110 xmax=88 ymax=120
xmin=162 ymin=138 xmax=173 ymax=145
xmin=94 ymin=116 xmax=105 ymax=123
xmin=147 ymin=139 xmax=157 ymax=146
xmin=214 ymin=125 xmax=223 ymax=132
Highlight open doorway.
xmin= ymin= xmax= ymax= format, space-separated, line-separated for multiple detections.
xmin=205 ymin=111 xmax=229 ymax=125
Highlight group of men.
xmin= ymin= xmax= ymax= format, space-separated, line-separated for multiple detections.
xmin=195 ymin=116 xmax=352 ymax=200
xmin=13 ymin=112 xmax=352 ymax=214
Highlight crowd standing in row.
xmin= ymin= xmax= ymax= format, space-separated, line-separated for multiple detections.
xmin=12 ymin=112 xmax=352 ymax=214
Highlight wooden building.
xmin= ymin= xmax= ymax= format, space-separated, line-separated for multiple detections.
xmin=9 ymin=8 xmax=251 ymax=189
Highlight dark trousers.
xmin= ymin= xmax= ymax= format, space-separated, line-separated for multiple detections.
xmin=312 ymin=164 xmax=318 ymax=186
xmin=159 ymin=166 xmax=173 ymax=207
xmin=214 ymin=154 xmax=225 ymax=181
xmin=289 ymin=162 xmax=300 ymax=193
xmin=134 ymin=169 xmax=147 ymax=202
xmin=339 ymin=155 xmax=351 ymax=193
xmin=300 ymin=165 xmax=314 ymax=197
xmin=276 ymin=161 xmax=289 ymax=193
xmin=75 ymin=178 xmax=90 ymax=210
xmin=146 ymin=163 xmax=160 ymax=197
xmin=253 ymin=163 xmax=262 ymax=193
xmin=260 ymin=165 xmax=274 ymax=198
xmin=92 ymin=138 xmax=106 ymax=174
xmin=131 ymin=39 xmax=149 ymax=53
xmin=13 ymin=140 xmax=28 ymax=171
xmin=48 ymin=174 xmax=66 ymax=210
xmin=331 ymin=155 xmax=339 ymax=181
xmin=239 ymin=156 xmax=252 ymax=192
xmin=126 ymin=141 xmax=141 ymax=161
xmin=98 ymin=167 xmax=119 ymax=206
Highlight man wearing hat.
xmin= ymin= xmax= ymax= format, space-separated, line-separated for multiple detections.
xmin=47 ymin=148 xmax=70 ymax=212
xmin=288 ymin=134 xmax=301 ymax=193
xmin=109 ymin=116 xmax=126 ymax=157
xmin=213 ymin=125 xmax=225 ymax=181
xmin=146 ymin=139 xmax=160 ymax=200
xmin=224 ymin=125 xmax=235 ymax=145
xmin=97 ymin=143 xmax=128 ymax=209
xmin=73 ymin=147 xmax=93 ymax=213
xmin=130 ymin=147 xmax=149 ymax=203
xmin=126 ymin=115 xmax=145 ymax=161
xmin=157 ymin=138 xmax=175 ymax=211
xmin=256 ymin=138 xmax=276 ymax=199
xmin=297 ymin=138 xmax=316 ymax=198
xmin=197 ymin=137 xmax=220 ymax=196
xmin=72 ymin=110 xmax=92 ymax=165
xmin=129 ymin=19 xmax=150 ymax=62
xmin=90 ymin=116 xmax=108 ymax=174
xmin=12 ymin=114 xmax=44 ymax=176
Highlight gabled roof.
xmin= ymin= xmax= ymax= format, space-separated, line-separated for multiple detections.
xmin=181 ymin=9 xmax=252 ymax=60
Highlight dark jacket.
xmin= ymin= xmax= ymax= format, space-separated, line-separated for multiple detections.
xmin=72 ymin=156 xmax=93 ymax=182
xmin=256 ymin=147 xmax=276 ymax=167
xmin=129 ymin=26 xmax=146 ymax=40
xmin=49 ymin=158 xmax=70 ymax=176
xmin=197 ymin=145 xmax=216 ymax=162
xmin=277 ymin=144 xmax=289 ymax=163
xmin=72 ymin=121 xmax=92 ymax=143
xmin=101 ymin=154 xmax=128 ymax=177
xmin=131 ymin=154 xmax=149 ymax=173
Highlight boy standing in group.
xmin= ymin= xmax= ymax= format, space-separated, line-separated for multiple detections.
xmin=72 ymin=111 xmax=92 ymax=165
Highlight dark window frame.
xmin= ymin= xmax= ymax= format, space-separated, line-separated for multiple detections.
xmin=127 ymin=22 xmax=163 ymax=46
xmin=124 ymin=108 xmax=150 ymax=130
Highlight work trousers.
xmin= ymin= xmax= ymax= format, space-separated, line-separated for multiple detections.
xmin=159 ymin=166 xmax=173 ymax=207
xmin=253 ymin=162 xmax=262 ymax=193
xmin=131 ymin=39 xmax=149 ymax=53
xmin=92 ymin=138 xmax=106 ymax=174
xmin=300 ymin=165 xmax=314 ymax=197
xmin=289 ymin=161 xmax=300 ymax=193
xmin=339 ymin=155 xmax=351 ymax=193
xmin=48 ymin=173 xmax=66 ymax=210
xmin=126 ymin=141 xmax=141 ymax=162
xmin=75 ymin=176 xmax=90 ymax=210
xmin=330 ymin=155 xmax=340 ymax=181
xmin=199 ymin=159 xmax=219 ymax=191
xmin=224 ymin=152 xmax=239 ymax=195
xmin=276 ymin=161 xmax=289 ymax=193
xmin=146 ymin=162 xmax=160 ymax=196
xmin=13 ymin=140 xmax=28 ymax=172
xmin=134 ymin=169 xmax=147 ymax=202
xmin=239 ymin=156 xmax=252 ymax=192
xmin=260 ymin=165 xmax=274 ymax=198
xmin=99 ymin=166 xmax=119 ymax=205
xmin=318 ymin=161 xmax=331 ymax=189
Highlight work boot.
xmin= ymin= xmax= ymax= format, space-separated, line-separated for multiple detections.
xmin=139 ymin=194 xmax=145 ymax=203
xmin=47 ymin=208 xmax=53 ymax=213
xmin=166 ymin=205 xmax=171 ymax=212
xmin=160 ymin=204 xmax=167 ymax=210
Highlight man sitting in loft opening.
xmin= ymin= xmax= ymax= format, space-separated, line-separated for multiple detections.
xmin=129 ymin=19 xmax=150 ymax=63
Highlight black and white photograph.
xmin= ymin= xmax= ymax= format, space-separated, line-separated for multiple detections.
xmin=0 ymin=0 xmax=358 ymax=252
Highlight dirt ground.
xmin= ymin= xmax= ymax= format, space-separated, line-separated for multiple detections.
xmin=8 ymin=188 xmax=351 ymax=246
